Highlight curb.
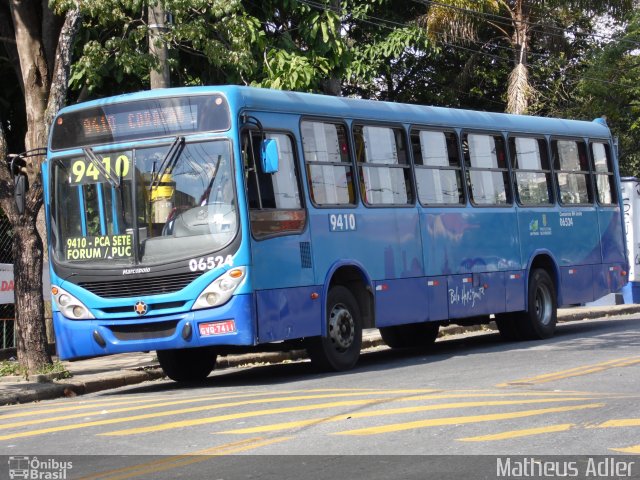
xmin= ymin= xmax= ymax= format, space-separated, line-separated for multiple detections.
xmin=557 ymin=305 xmax=640 ymax=322
xmin=1 ymin=305 xmax=638 ymax=405
xmin=0 ymin=369 xmax=165 ymax=406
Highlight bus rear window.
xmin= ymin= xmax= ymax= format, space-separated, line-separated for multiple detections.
xmin=51 ymin=95 xmax=230 ymax=150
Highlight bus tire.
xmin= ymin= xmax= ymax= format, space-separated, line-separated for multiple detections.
xmin=519 ymin=268 xmax=557 ymax=340
xmin=380 ymin=322 xmax=439 ymax=349
xmin=157 ymin=346 xmax=217 ymax=382
xmin=307 ymin=286 xmax=362 ymax=371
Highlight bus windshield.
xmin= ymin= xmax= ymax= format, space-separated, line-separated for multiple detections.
xmin=50 ymin=139 xmax=237 ymax=266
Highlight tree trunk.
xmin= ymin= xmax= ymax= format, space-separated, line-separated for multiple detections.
xmin=507 ymin=0 xmax=530 ymax=114
xmin=148 ymin=3 xmax=170 ymax=89
xmin=0 ymin=5 xmax=80 ymax=374
xmin=13 ymin=221 xmax=49 ymax=371
xmin=321 ymin=0 xmax=341 ymax=96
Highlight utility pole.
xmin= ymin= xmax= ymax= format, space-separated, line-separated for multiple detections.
xmin=323 ymin=0 xmax=341 ymax=96
xmin=148 ymin=2 xmax=170 ymax=89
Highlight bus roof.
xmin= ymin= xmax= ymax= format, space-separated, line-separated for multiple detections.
xmin=55 ymin=85 xmax=612 ymax=140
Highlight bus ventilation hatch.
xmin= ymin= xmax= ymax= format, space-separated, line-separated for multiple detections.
xmin=78 ymin=271 xmax=203 ymax=299
xmin=300 ymin=242 xmax=312 ymax=269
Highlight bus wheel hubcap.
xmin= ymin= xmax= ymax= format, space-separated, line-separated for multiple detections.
xmin=536 ymin=284 xmax=552 ymax=326
xmin=328 ymin=304 xmax=354 ymax=351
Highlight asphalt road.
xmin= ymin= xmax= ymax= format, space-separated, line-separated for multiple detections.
xmin=2 ymin=313 xmax=640 ymax=479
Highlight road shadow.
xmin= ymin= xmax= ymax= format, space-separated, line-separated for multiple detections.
xmin=100 ymin=314 xmax=640 ymax=396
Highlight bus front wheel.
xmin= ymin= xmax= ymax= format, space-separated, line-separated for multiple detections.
xmin=157 ymin=346 xmax=218 ymax=382
xmin=307 ymin=286 xmax=363 ymax=371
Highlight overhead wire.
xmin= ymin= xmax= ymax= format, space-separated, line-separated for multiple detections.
xmin=296 ymin=0 xmax=637 ymax=93
xmin=411 ymin=0 xmax=640 ymax=49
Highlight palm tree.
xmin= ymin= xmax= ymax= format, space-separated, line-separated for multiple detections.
xmin=420 ymin=0 xmax=634 ymax=114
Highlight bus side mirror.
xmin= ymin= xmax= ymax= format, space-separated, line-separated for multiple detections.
xmin=14 ymin=174 xmax=26 ymax=215
xmin=261 ymin=139 xmax=279 ymax=174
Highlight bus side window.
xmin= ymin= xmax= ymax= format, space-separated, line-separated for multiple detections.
xmin=509 ymin=137 xmax=552 ymax=206
xmin=552 ymin=139 xmax=592 ymax=205
xmin=463 ymin=133 xmax=511 ymax=206
xmin=301 ymin=121 xmax=356 ymax=206
xmin=411 ymin=129 xmax=464 ymax=205
xmin=353 ymin=125 xmax=413 ymax=206
xmin=242 ymin=131 xmax=306 ymax=238
xmin=590 ymin=142 xmax=617 ymax=205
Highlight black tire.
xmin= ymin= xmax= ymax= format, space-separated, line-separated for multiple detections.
xmin=157 ymin=346 xmax=217 ymax=382
xmin=519 ymin=268 xmax=557 ymax=339
xmin=307 ymin=286 xmax=362 ymax=371
xmin=498 ymin=269 xmax=557 ymax=342
xmin=380 ymin=322 xmax=439 ymax=349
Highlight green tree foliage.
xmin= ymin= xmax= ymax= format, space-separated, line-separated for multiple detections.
xmin=59 ymin=1 xmax=441 ymax=97
xmin=340 ymin=1 xmax=438 ymax=100
xmin=555 ymin=12 xmax=640 ymax=177
xmin=420 ymin=0 xmax=634 ymax=114
xmin=54 ymin=0 xmax=264 ymax=100
xmin=245 ymin=0 xmax=346 ymax=92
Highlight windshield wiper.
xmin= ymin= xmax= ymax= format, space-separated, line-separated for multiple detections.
xmin=149 ymin=136 xmax=185 ymax=193
xmin=83 ymin=147 xmax=121 ymax=189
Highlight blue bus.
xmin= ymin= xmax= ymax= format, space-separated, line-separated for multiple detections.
xmin=44 ymin=86 xmax=628 ymax=381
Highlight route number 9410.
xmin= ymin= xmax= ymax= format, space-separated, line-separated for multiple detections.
xmin=71 ymin=155 xmax=130 ymax=184
xmin=329 ymin=213 xmax=356 ymax=232
xmin=189 ymin=255 xmax=234 ymax=272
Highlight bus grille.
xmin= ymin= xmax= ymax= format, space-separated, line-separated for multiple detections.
xmin=78 ymin=271 xmax=203 ymax=299
xmin=300 ymin=242 xmax=312 ymax=269
xmin=108 ymin=320 xmax=179 ymax=341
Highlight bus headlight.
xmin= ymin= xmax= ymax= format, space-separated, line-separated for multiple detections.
xmin=52 ymin=286 xmax=95 ymax=320
xmin=193 ymin=267 xmax=246 ymax=310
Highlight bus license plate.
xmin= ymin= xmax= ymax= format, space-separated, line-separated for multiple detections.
xmin=199 ymin=320 xmax=236 ymax=336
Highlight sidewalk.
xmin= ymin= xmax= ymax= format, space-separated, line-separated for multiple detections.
xmin=1 ymin=304 xmax=638 ymax=406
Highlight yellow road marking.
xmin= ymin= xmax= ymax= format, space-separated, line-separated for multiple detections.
xmin=218 ymin=397 xmax=594 ymax=434
xmin=458 ymin=423 xmax=574 ymax=442
xmin=0 ymin=389 xmax=430 ymax=433
xmin=0 ymin=388 xmax=395 ymax=422
xmin=595 ymin=419 xmax=640 ymax=428
xmin=0 ymin=397 xmax=194 ymax=421
xmin=612 ymin=445 xmax=640 ymax=454
xmin=0 ymin=393 xmax=414 ymax=441
xmin=100 ymin=399 xmax=391 ymax=436
xmin=334 ymin=403 xmax=604 ymax=436
xmin=0 ymin=388 xmax=607 ymax=441
xmin=497 ymin=356 xmax=640 ymax=387
xmin=0 ymin=392 xmax=282 ymax=429
xmin=77 ymin=437 xmax=292 ymax=480
xmin=0 ymin=395 xmax=169 ymax=413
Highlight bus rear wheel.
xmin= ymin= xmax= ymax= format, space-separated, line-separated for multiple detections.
xmin=496 ymin=269 xmax=557 ymax=341
xmin=157 ymin=346 xmax=218 ymax=382
xmin=520 ymin=268 xmax=557 ymax=339
xmin=307 ymin=286 xmax=362 ymax=371
xmin=380 ymin=322 xmax=439 ymax=349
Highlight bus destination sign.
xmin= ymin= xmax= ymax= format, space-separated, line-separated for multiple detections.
xmin=65 ymin=234 xmax=133 ymax=262
xmin=80 ymin=105 xmax=197 ymax=140
xmin=50 ymin=95 xmax=231 ymax=150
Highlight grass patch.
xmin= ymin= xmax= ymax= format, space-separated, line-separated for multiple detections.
xmin=0 ymin=360 xmax=23 ymax=377
xmin=0 ymin=360 xmax=72 ymax=380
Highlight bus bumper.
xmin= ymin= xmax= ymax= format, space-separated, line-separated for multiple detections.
xmin=53 ymin=293 xmax=256 ymax=360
